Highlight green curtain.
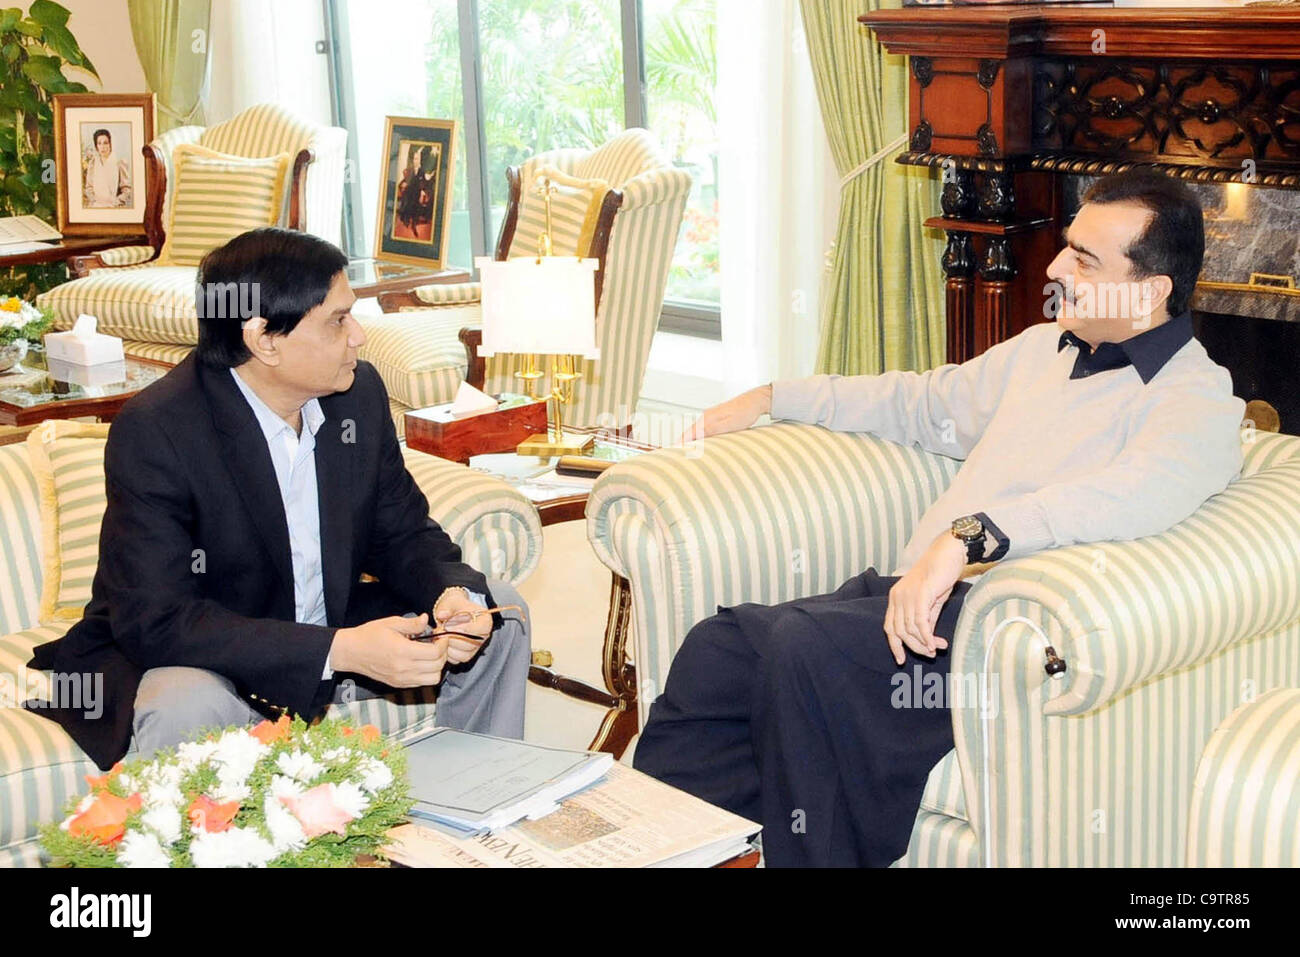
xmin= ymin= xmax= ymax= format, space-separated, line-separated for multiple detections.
xmin=800 ymin=0 xmax=945 ymax=375
xmin=127 ymin=0 xmax=212 ymax=133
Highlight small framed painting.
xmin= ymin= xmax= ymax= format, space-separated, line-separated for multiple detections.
xmin=52 ymin=93 xmax=156 ymax=237
xmin=374 ymin=116 xmax=457 ymax=268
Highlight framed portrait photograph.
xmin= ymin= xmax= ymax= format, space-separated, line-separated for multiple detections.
xmin=53 ymin=93 xmax=156 ymax=237
xmin=375 ymin=116 xmax=457 ymax=268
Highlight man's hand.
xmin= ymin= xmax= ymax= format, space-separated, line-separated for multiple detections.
xmin=884 ymin=532 xmax=967 ymax=666
xmin=329 ymin=613 xmax=451 ymax=687
xmin=433 ymin=588 xmax=494 ymax=665
xmin=680 ymin=385 xmax=772 ymax=443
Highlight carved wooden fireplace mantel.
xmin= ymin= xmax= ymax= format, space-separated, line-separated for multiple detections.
xmin=861 ymin=6 xmax=1300 ymax=365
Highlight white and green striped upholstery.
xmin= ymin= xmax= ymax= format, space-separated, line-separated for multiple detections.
xmin=360 ymin=308 xmax=479 ymax=411
xmin=0 ymin=438 xmax=542 ymax=867
xmin=1186 ymin=688 xmax=1300 ymax=867
xmin=586 ymin=423 xmax=1300 ymax=867
xmin=96 ymin=245 xmax=158 ymax=268
xmin=158 ymin=145 xmax=291 ymax=266
xmin=377 ymin=128 xmax=692 ymax=428
xmin=37 ymin=103 xmax=348 ymax=337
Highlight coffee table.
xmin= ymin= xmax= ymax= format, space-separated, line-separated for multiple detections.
xmin=0 ymin=344 xmax=170 ymax=428
xmin=420 ymin=425 xmax=656 ymax=758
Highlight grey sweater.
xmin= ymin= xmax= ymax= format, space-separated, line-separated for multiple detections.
xmin=772 ymin=320 xmax=1245 ymax=574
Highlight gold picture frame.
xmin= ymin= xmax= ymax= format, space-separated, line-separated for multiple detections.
xmin=52 ymin=93 xmax=156 ymax=237
xmin=374 ymin=116 xmax=457 ymax=268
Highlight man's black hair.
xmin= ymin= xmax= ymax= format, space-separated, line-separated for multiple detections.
xmin=1082 ymin=168 xmax=1204 ymax=317
xmin=194 ymin=227 xmax=349 ymax=368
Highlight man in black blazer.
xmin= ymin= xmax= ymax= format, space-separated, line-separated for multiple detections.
xmin=27 ymin=227 xmax=530 ymax=770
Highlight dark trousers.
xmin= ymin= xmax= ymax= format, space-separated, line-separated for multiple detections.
xmin=633 ymin=569 xmax=971 ymax=867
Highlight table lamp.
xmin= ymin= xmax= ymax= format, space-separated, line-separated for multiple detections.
xmin=477 ymin=253 xmax=601 ymax=457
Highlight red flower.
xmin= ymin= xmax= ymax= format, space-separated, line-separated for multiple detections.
xmin=250 ymin=714 xmax=292 ymax=745
xmin=187 ymin=795 xmax=241 ymax=834
xmin=68 ymin=791 xmax=142 ymax=846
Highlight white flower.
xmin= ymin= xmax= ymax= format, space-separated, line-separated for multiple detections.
xmin=276 ymin=749 xmax=324 ymax=784
xmin=118 ymin=773 xmax=138 ymax=793
xmin=269 ymin=774 xmax=304 ymax=801
xmin=117 ymin=829 xmax=172 ymax=868
xmin=331 ymin=781 xmax=370 ymax=820
xmin=142 ymin=781 xmax=184 ymax=813
xmin=176 ymin=739 xmax=219 ymax=772
xmin=189 ymin=827 xmax=278 ymax=868
xmin=358 ymin=757 xmax=393 ymax=794
xmin=140 ymin=804 xmax=183 ymax=845
xmin=210 ymin=729 xmax=269 ymax=802
xmin=321 ymin=747 xmax=349 ymax=764
xmin=262 ymin=792 xmax=307 ymax=854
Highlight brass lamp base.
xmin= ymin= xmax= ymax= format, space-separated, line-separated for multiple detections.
xmin=516 ymin=430 xmax=596 ymax=458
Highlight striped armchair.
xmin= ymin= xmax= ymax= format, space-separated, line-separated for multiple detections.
xmin=369 ymin=128 xmax=691 ymax=432
xmin=585 ymin=423 xmax=1300 ymax=867
xmin=37 ymin=103 xmax=348 ymax=369
xmin=0 ymin=439 xmax=542 ymax=867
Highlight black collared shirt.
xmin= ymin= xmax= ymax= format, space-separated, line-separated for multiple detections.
xmin=1058 ymin=312 xmax=1194 ymax=385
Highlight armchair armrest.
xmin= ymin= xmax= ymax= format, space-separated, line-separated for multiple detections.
xmin=953 ymin=456 xmax=1300 ymax=720
xmin=378 ymin=281 xmax=483 ymax=313
xmin=401 ymin=446 xmax=542 ymax=586
xmin=585 ymin=423 xmax=960 ymax=702
xmin=1186 ymin=687 xmax=1300 ymax=867
xmin=67 ymin=245 xmax=159 ymax=278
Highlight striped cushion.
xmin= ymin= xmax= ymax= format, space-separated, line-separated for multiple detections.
xmin=159 ymin=143 xmax=291 ymax=266
xmin=200 ymin=102 xmax=348 ymax=246
xmin=509 ymin=165 xmax=609 ymax=260
xmin=26 ymin=423 xmax=111 ymax=624
xmin=0 ymin=444 xmax=43 ymax=639
xmin=37 ymin=265 xmax=199 ymax=345
xmin=357 ymin=306 xmax=479 ymax=410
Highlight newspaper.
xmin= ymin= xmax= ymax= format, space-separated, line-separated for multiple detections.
xmin=386 ymin=763 xmax=760 ymax=868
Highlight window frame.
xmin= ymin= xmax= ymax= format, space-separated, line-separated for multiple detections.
xmin=322 ymin=0 xmax=719 ymax=337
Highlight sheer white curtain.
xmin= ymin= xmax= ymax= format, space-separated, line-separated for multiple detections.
xmin=204 ymin=0 xmax=333 ymax=126
xmin=716 ymin=0 xmax=839 ymax=395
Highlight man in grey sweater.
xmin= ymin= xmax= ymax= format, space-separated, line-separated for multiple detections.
xmin=633 ymin=169 xmax=1245 ymax=867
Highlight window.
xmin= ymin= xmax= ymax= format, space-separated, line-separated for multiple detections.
xmin=327 ymin=0 xmax=719 ymax=334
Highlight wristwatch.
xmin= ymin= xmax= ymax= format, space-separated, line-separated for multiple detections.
xmin=951 ymin=515 xmax=988 ymax=564
xmin=951 ymin=512 xmax=1010 ymax=564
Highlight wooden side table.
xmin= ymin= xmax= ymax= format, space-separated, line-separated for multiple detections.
xmin=347 ymin=258 xmax=470 ymax=298
xmin=0 ymin=235 xmax=148 ymax=271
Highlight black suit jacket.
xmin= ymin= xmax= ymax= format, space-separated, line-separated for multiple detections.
xmin=27 ymin=355 xmax=494 ymax=769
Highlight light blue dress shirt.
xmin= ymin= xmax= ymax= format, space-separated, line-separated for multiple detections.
xmin=230 ymin=369 xmax=486 ymax=681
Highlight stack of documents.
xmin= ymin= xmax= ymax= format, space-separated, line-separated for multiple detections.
xmin=403 ymin=728 xmax=613 ymax=836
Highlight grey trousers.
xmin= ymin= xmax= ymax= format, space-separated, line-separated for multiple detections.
xmin=131 ymin=580 xmax=531 ymax=757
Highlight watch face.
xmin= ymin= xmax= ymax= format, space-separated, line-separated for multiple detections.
xmin=952 ymin=515 xmax=983 ymax=540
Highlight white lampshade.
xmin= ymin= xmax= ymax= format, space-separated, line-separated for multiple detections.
xmin=476 ymin=256 xmax=600 ymax=359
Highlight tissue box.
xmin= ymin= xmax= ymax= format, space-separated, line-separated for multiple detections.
xmin=45 ymin=357 xmax=128 ymax=388
xmin=405 ymin=395 xmax=547 ymax=463
xmin=43 ymin=314 xmax=125 ymax=366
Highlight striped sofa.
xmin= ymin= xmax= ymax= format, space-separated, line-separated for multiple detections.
xmin=37 ymin=103 xmax=348 ymax=370
xmin=0 ymin=440 xmax=542 ymax=867
xmin=586 ymin=422 xmax=1300 ymax=867
xmin=368 ymin=128 xmax=692 ymax=431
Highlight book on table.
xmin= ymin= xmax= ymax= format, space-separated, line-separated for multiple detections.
xmin=387 ymin=731 xmax=761 ymax=868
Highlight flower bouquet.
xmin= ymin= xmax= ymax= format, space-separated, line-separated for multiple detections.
xmin=0 ymin=296 xmax=53 ymax=372
xmin=40 ymin=716 xmax=413 ymax=868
